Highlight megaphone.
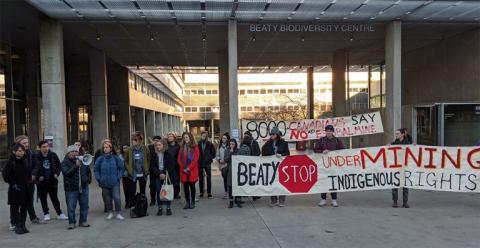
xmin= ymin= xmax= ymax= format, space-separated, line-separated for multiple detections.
xmin=76 ymin=154 xmax=93 ymax=165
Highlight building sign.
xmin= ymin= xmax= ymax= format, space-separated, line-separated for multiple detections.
xmin=232 ymin=145 xmax=480 ymax=196
xmin=249 ymin=23 xmax=375 ymax=33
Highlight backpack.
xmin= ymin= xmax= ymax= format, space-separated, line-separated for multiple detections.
xmin=130 ymin=193 xmax=148 ymax=218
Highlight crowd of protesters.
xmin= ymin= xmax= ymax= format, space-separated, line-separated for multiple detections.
xmin=3 ymin=125 xmax=474 ymax=235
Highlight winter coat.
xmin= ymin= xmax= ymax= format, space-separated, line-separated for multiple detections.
xmin=250 ymin=140 xmax=261 ymax=156
xmin=3 ymin=155 xmax=33 ymax=205
xmin=124 ymin=145 xmax=151 ymax=179
xmin=314 ymin=136 xmax=345 ymax=153
xmin=261 ymin=139 xmax=290 ymax=156
xmin=216 ymin=143 xmax=229 ymax=170
xmin=392 ymin=138 xmax=412 ymax=145
xmin=94 ymin=147 xmax=117 ymax=164
xmin=226 ymin=146 xmax=251 ymax=187
xmin=198 ymin=140 xmax=216 ymax=167
xmin=32 ymin=150 xmax=61 ymax=186
xmin=94 ymin=154 xmax=124 ymax=188
xmin=166 ymin=142 xmax=180 ymax=175
xmin=151 ymin=150 xmax=178 ymax=185
xmin=61 ymin=156 xmax=92 ymax=192
xmin=177 ymin=145 xmax=200 ymax=183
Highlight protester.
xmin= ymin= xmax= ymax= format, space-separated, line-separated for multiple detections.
xmin=94 ymin=140 xmax=125 ymax=220
xmin=178 ymin=132 xmax=200 ymax=209
xmin=118 ymin=144 xmax=131 ymax=208
xmin=314 ymin=125 xmax=344 ymax=207
xmin=227 ymin=138 xmax=252 ymax=208
xmin=3 ymin=144 xmax=32 ymax=234
xmin=197 ymin=131 xmax=216 ymax=198
xmin=33 ymin=140 xmax=68 ymax=221
xmin=61 ymin=145 xmax=91 ymax=229
xmin=124 ymin=132 xmax=151 ymax=207
xmin=401 ymin=128 xmax=413 ymax=144
xmin=216 ymin=133 xmax=230 ymax=199
xmin=148 ymin=135 xmax=162 ymax=206
xmin=151 ymin=139 xmax=175 ymax=216
xmin=15 ymin=136 xmax=40 ymax=224
xmin=94 ymin=138 xmax=117 ymax=163
xmin=391 ymin=128 xmax=411 ymax=208
xmin=74 ymin=141 xmax=86 ymax=156
xmin=243 ymin=131 xmax=261 ymax=156
xmin=261 ymin=127 xmax=290 ymax=207
xmin=166 ymin=132 xmax=181 ymax=199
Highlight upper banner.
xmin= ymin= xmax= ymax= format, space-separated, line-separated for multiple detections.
xmin=241 ymin=111 xmax=384 ymax=142
xmin=232 ymin=145 xmax=480 ymax=196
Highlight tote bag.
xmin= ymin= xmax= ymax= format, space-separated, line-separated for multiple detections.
xmin=160 ymin=171 xmax=174 ymax=201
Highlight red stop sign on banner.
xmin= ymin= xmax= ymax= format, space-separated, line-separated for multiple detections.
xmin=278 ymin=155 xmax=318 ymax=193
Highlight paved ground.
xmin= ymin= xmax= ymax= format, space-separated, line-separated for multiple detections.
xmin=1 ymin=170 xmax=479 ymax=248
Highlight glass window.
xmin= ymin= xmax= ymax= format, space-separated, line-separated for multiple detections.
xmin=185 ymin=107 xmax=191 ymax=112
xmin=239 ymin=89 xmax=245 ymax=95
xmin=191 ymin=107 xmax=198 ymax=112
xmin=267 ymin=89 xmax=273 ymax=94
xmin=197 ymin=89 xmax=204 ymax=95
xmin=206 ymin=90 xmax=212 ymax=95
xmin=280 ymin=89 xmax=286 ymax=94
xmin=212 ymin=90 xmax=218 ymax=94
xmin=260 ymin=89 xmax=266 ymax=94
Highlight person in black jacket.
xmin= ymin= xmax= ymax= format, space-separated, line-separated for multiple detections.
xmin=151 ymin=139 xmax=176 ymax=216
xmin=148 ymin=135 xmax=162 ymax=206
xmin=166 ymin=132 xmax=181 ymax=199
xmin=3 ymin=143 xmax=32 ymax=234
xmin=197 ymin=131 xmax=216 ymax=198
xmin=15 ymin=135 xmax=40 ymax=224
xmin=33 ymin=140 xmax=68 ymax=221
xmin=243 ymin=131 xmax=261 ymax=156
xmin=391 ymin=128 xmax=411 ymax=208
xmin=61 ymin=145 xmax=92 ymax=230
xmin=261 ymin=127 xmax=290 ymax=207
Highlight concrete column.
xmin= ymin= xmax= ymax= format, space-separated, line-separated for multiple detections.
xmin=40 ymin=20 xmax=68 ymax=157
xmin=89 ymin=49 xmax=109 ymax=150
xmin=228 ymin=19 xmax=239 ymax=139
xmin=24 ymin=50 xmax=42 ymax=146
xmin=385 ymin=21 xmax=402 ymax=143
xmin=155 ymin=112 xmax=163 ymax=137
xmin=307 ymin=66 xmax=314 ymax=119
xmin=162 ymin=113 xmax=169 ymax=135
xmin=4 ymin=45 xmax=16 ymax=145
xmin=218 ymin=50 xmax=230 ymax=134
xmin=332 ymin=50 xmax=347 ymax=117
xmin=145 ymin=110 xmax=155 ymax=139
xmin=134 ymin=108 xmax=146 ymax=144
xmin=168 ymin=115 xmax=173 ymax=134
xmin=210 ymin=119 xmax=215 ymax=140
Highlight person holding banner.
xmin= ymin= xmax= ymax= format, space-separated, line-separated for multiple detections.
xmin=391 ymin=128 xmax=411 ymax=208
xmin=314 ymin=125 xmax=344 ymax=207
xmin=178 ymin=132 xmax=200 ymax=209
xmin=243 ymin=131 xmax=261 ymax=156
xmin=225 ymin=139 xmax=245 ymax=208
xmin=261 ymin=127 xmax=290 ymax=207
xmin=151 ymin=139 xmax=174 ymax=216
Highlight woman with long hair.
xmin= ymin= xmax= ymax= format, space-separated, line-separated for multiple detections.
xmin=216 ymin=133 xmax=230 ymax=199
xmin=177 ymin=132 xmax=200 ymax=209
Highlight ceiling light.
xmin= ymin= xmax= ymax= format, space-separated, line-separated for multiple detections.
xmin=150 ymin=34 xmax=155 ymax=41
xmin=300 ymin=36 xmax=305 ymax=42
xmin=349 ymin=34 xmax=354 ymax=42
xmin=96 ymin=33 xmax=101 ymax=41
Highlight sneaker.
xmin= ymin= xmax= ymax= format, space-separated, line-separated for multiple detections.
xmin=208 ymin=194 xmax=213 ymax=199
xmin=195 ymin=198 xmax=200 ymax=202
xmin=57 ymin=213 xmax=68 ymax=220
xmin=9 ymin=224 xmax=15 ymax=231
xmin=318 ymin=199 xmax=327 ymax=207
xmin=106 ymin=213 xmax=114 ymax=220
xmin=278 ymin=203 xmax=285 ymax=207
xmin=223 ymin=192 xmax=229 ymax=199
xmin=115 ymin=214 xmax=125 ymax=220
xmin=43 ymin=214 xmax=51 ymax=221
xmin=68 ymin=224 xmax=75 ymax=230
xmin=331 ymin=200 xmax=338 ymax=207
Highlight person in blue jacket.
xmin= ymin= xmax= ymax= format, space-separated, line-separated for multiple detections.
xmin=94 ymin=140 xmax=125 ymax=220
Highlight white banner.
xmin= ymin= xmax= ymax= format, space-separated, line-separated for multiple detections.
xmin=232 ymin=145 xmax=480 ymax=196
xmin=241 ymin=111 xmax=383 ymax=143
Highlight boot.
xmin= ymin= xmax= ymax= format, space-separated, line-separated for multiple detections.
xmin=403 ymin=202 xmax=410 ymax=208
xmin=15 ymin=224 xmax=25 ymax=235
xmin=166 ymin=208 xmax=172 ymax=216
xmin=190 ymin=202 xmax=195 ymax=209
xmin=228 ymin=201 xmax=233 ymax=208
xmin=235 ymin=201 xmax=243 ymax=208
xmin=157 ymin=208 xmax=163 ymax=216
xmin=392 ymin=201 xmax=398 ymax=208
xmin=21 ymin=223 xmax=29 ymax=233
xmin=183 ymin=201 xmax=191 ymax=210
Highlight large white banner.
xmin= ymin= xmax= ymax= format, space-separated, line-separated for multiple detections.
xmin=232 ymin=145 xmax=480 ymax=196
xmin=241 ymin=111 xmax=384 ymax=143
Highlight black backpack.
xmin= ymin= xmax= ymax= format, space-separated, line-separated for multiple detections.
xmin=130 ymin=193 xmax=148 ymax=218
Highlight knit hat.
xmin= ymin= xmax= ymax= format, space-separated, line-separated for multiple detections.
xmin=66 ymin=145 xmax=79 ymax=154
xmin=269 ymin=127 xmax=282 ymax=136
xmin=325 ymin=125 xmax=335 ymax=131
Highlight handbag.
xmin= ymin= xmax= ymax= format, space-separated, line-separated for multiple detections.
xmin=160 ymin=171 xmax=174 ymax=201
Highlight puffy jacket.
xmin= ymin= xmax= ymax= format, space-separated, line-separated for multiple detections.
xmin=61 ymin=156 xmax=92 ymax=192
xmin=94 ymin=154 xmax=124 ymax=188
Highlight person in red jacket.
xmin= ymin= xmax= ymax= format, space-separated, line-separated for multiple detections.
xmin=177 ymin=132 xmax=200 ymax=210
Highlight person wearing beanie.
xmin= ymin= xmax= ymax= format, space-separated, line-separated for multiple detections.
xmin=261 ymin=127 xmax=290 ymax=207
xmin=61 ymin=144 xmax=92 ymax=229
xmin=314 ymin=125 xmax=344 ymax=207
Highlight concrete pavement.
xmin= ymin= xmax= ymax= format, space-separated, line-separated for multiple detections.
xmin=1 ymin=171 xmax=479 ymax=248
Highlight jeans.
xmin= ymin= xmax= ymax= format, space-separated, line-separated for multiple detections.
xmin=101 ymin=184 xmax=121 ymax=213
xmin=65 ymin=187 xmax=89 ymax=225
xmin=10 ymin=204 xmax=27 ymax=225
xmin=321 ymin=193 xmax=337 ymax=200
xmin=183 ymin=182 xmax=196 ymax=204
xmin=38 ymin=183 xmax=62 ymax=215
xmin=221 ymin=167 xmax=228 ymax=193
xmin=126 ymin=176 xmax=146 ymax=206
xmin=392 ymin=188 xmax=409 ymax=203
xmin=155 ymin=178 xmax=172 ymax=208
xmin=198 ymin=165 xmax=212 ymax=195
